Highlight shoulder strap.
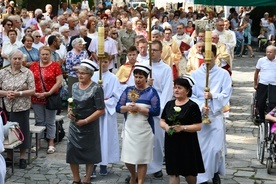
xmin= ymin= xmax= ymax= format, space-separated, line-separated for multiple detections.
xmin=38 ymin=64 xmax=48 ymax=92
xmin=23 ymin=46 xmax=34 ymax=61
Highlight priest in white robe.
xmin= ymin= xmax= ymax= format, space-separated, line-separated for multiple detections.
xmin=190 ymin=44 xmax=232 ymax=184
xmin=91 ymin=56 xmax=121 ymax=175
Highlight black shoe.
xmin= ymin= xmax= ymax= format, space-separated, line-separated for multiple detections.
xmin=153 ymin=170 xmax=163 ymax=178
xmin=125 ymin=175 xmax=131 ymax=183
xmin=200 ymin=182 xmax=208 ymax=184
xmin=19 ymin=159 xmax=27 ymax=169
xmin=5 ymin=158 xmax=12 ymax=167
xmin=125 ymin=175 xmax=138 ymax=183
xmin=212 ymin=172 xmax=221 ymax=184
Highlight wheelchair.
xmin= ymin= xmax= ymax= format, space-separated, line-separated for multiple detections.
xmin=255 ymin=84 xmax=276 ymax=174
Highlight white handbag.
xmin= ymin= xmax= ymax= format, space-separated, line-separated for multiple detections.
xmin=3 ymin=125 xmax=24 ymax=145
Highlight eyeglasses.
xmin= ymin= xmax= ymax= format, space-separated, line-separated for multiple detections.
xmin=35 ymin=35 xmax=41 ymax=38
xmin=77 ymin=72 xmax=90 ymax=75
xmin=112 ymin=33 xmax=118 ymax=35
xmin=6 ymin=24 xmax=12 ymax=26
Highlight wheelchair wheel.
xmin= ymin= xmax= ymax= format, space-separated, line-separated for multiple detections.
xmin=267 ymin=158 xmax=273 ymax=174
xmin=257 ymin=123 xmax=266 ymax=164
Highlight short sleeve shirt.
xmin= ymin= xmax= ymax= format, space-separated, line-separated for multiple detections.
xmin=256 ymin=56 xmax=276 ymax=85
xmin=30 ymin=62 xmax=62 ymax=104
xmin=0 ymin=66 xmax=35 ymax=112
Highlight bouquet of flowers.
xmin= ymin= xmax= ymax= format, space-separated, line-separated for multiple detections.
xmin=168 ymin=106 xmax=181 ymax=136
xmin=67 ymin=98 xmax=81 ymax=121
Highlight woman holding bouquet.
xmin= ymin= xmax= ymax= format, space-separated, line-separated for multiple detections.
xmin=160 ymin=76 xmax=204 ymax=184
xmin=116 ymin=63 xmax=160 ymax=184
xmin=67 ymin=59 xmax=105 ymax=184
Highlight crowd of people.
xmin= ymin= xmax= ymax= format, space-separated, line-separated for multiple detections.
xmin=0 ymin=1 xmax=275 ymax=184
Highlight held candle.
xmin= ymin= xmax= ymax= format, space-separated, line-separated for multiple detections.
xmin=98 ymin=26 xmax=104 ymax=55
xmin=205 ymin=30 xmax=212 ymax=62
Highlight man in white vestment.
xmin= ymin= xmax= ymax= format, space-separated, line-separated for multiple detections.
xmin=213 ymin=19 xmax=236 ymax=65
xmin=141 ymin=40 xmax=173 ymax=178
xmin=137 ymin=39 xmax=149 ymax=63
xmin=190 ymin=44 xmax=232 ymax=184
xmin=172 ymin=23 xmax=194 ymax=76
xmin=91 ymin=56 xmax=121 ymax=177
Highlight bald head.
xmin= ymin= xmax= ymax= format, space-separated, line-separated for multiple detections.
xmin=126 ymin=21 xmax=132 ymax=31
xmin=266 ymin=45 xmax=276 ymax=60
xmin=211 ymin=32 xmax=219 ymax=44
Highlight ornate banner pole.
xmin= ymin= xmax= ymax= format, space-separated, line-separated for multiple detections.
xmin=202 ymin=24 xmax=212 ymax=124
xmin=98 ymin=24 xmax=104 ymax=85
xmin=147 ymin=0 xmax=152 ymax=78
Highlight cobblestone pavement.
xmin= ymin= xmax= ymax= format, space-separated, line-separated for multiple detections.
xmin=4 ymin=51 xmax=276 ymax=184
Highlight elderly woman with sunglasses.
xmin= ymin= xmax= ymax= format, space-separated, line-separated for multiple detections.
xmin=31 ymin=30 xmax=44 ymax=50
xmin=1 ymin=18 xmax=13 ymax=42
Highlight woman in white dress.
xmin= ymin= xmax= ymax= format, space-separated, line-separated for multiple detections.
xmin=116 ymin=63 xmax=160 ymax=184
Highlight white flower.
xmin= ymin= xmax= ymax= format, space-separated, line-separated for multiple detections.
xmin=174 ymin=106 xmax=181 ymax=112
xmin=67 ymin=98 xmax=73 ymax=103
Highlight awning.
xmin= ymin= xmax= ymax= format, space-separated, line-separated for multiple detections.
xmin=194 ymin=0 xmax=276 ymax=6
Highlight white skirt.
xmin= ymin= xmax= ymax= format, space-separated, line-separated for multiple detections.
xmin=121 ymin=103 xmax=154 ymax=164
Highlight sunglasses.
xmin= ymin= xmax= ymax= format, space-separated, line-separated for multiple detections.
xmin=35 ymin=35 xmax=41 ymax=38
xmin=112 ymin=33 xmax=118 ymax=35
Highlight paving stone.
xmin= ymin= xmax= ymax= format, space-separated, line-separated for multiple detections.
xmin=234 ymin=170 xmax=255 ymax=177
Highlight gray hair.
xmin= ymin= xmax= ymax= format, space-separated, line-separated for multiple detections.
xmin=151 ymin=29 xmax=161 ymax=35
xmin=40 ymin=20 xmax=49 ymax=27
xmin=60 ymin=26 xmax=69 ymax=33
xmin=51 ymin=23 xmax=59 ymax=30
xmin=72 ymin=38 xmax=83 ymax=47
xmin=31 ymin=30 xmax=41 ymax=37
xmin=34 ymin=9 xmax=43 ymax=16
xmin=78 ymin=65 xmax=94 ymax=76
xmin=45 ymin=4 xmax=52 ymax=10
xmin=8 ymin=49 xmax=23 ymax=61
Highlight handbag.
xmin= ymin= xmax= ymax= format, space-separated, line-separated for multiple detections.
xmin=38 ymin=64 xmax=62 ymax=110
xmin=46 ymin=93 xmax=62 ymax=110
xmin=3 ymin=124 xmax=24 ymax=145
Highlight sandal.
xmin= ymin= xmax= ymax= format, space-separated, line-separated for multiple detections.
xmin=47 ymin=146 xmax=56 ymax=154
xmin=250 ymin=54 xmax=255 ymax=58
xmin=31 ymin=146 xmax=40 ymax=153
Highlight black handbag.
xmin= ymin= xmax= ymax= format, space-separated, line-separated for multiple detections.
xmin=38 ymin=64 xmax=62 ymax=110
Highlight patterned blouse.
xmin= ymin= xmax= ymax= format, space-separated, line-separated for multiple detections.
xmin=0 ymin=66 xmax=35 ymax=112
xmin=65 ymin=50 xmax=89 ymax=78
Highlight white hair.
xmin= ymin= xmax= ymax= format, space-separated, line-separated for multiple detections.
xmin=39 ymin=20 xmax=49 ymax=27
xmin=51 ymin=23 xmax=59 ymax=30
xmin=60 ymin=26 xmax=69 ymax=33
xmin=45 ymin=4 xmax=52 ymax=10
xmin=31 ymin=30 xmax=41 ymax=37
xmin=34 ymin=9 xmax=43 ymax=16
